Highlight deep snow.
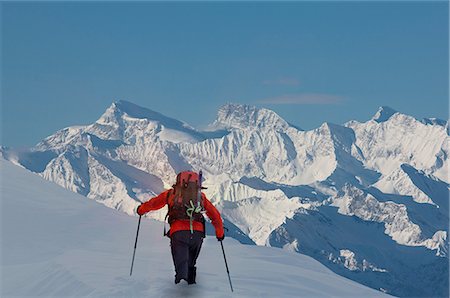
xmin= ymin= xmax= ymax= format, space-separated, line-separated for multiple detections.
xmin=0 ymin=159 xmax=386 ymax=297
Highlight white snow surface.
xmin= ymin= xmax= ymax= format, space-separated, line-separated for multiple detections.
xmin=373 ymin=165 xmax=435 ymax=205
xmin=330 ymin=185 xmax=447 ymax=251
xmin=346 ymin=109 xmax=449 ymax=182
xmin=335 ymin=250 xmax=387 ymax=273
xmin=0 ymin=159 xmax=386 ymax=297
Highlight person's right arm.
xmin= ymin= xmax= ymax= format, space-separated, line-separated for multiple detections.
xmin=137 ymin=190 xmax=170 ymax=215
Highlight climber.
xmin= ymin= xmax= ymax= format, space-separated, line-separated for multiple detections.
xmin=137 ymin=171 xmax=225 ymax=285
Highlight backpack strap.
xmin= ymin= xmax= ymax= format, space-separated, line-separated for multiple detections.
xmin=163 ymin=189 xmax=173 ymax=237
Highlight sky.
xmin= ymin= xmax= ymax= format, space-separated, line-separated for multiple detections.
xmin=1 ymin=1 xmax=448 ymax=147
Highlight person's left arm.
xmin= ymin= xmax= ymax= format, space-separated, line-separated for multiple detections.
xmin=202 ymin=193 xmax=225 ymax=240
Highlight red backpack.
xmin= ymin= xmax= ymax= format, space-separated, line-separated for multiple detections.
xmin=165 ymin=171 xmax=205 ymax=234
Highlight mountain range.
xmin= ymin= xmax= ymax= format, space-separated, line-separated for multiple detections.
xmin=2 ymin=100 xmax=448 ymax=297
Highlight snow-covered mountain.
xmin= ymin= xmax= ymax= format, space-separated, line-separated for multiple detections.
xmin=1 ymin=159 xmax=387 ymax=297
xmin=2 ymin=100 xmax=448 ymax=297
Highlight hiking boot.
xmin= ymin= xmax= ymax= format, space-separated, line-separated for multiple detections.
xmin=187 ymin=266 xmax=196 ymax=285
xmin=175 ymin=276 xmax=181 ymax=284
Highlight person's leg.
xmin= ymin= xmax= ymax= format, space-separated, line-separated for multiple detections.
xmin=170 ymin=231 xmax=190 ymax=283
xmin=187 ymin=231 xmax=204 ymax=284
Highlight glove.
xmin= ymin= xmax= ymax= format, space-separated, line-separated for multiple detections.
xmin=136 ymin=204 xmax=145 ymax=216
xmin=217 ymin=234 xmax=225 ymax=241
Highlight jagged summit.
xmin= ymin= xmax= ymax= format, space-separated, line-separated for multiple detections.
xmin=99 ymin=100 xmax=187 ymax=127
xmin=212 ymin=103 xmax=293 ymax=131
xmin=372 ymin=106 xmax=398 ymax=123
xmin=93 ymin=100 xmax=205 ymax=143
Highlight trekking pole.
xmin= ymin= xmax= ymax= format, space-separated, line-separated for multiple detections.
xmin=130 ymin=215 xmax=142 ymax=276
xmin=220 ymin=240 xmax=234 ymax=292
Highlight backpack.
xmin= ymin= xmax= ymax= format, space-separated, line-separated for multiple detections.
xmin=165 ymin=171 xmax=205 ymax=235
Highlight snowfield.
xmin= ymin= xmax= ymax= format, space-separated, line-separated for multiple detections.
xmin=0 ymin=159 xmax=387 ymax=297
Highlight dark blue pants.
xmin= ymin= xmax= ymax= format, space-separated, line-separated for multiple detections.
xmin=170 ymin=230 xmax=204 ymax=284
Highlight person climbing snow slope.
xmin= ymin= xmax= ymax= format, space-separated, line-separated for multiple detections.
xmin=137 ymin=171 xmax=225 ymax=285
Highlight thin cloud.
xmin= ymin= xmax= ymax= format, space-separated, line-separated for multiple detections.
xmin=257 ymin=93 xmax=345 ymax=105
xmin=262 ymin=77 xmax=301 ymax=87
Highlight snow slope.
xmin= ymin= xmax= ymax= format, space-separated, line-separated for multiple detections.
xmin=0 ymin=159 xmax=386 ymax=297
xmin=1 ymin=100 xmax=448 ymax=297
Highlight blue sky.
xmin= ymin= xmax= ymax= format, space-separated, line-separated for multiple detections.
xmin=2 ymin=1 xmax=448 ymax=147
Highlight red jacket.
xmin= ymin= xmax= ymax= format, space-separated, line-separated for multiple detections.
xmin=137 ymin=189 xmax=224 ymax=238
